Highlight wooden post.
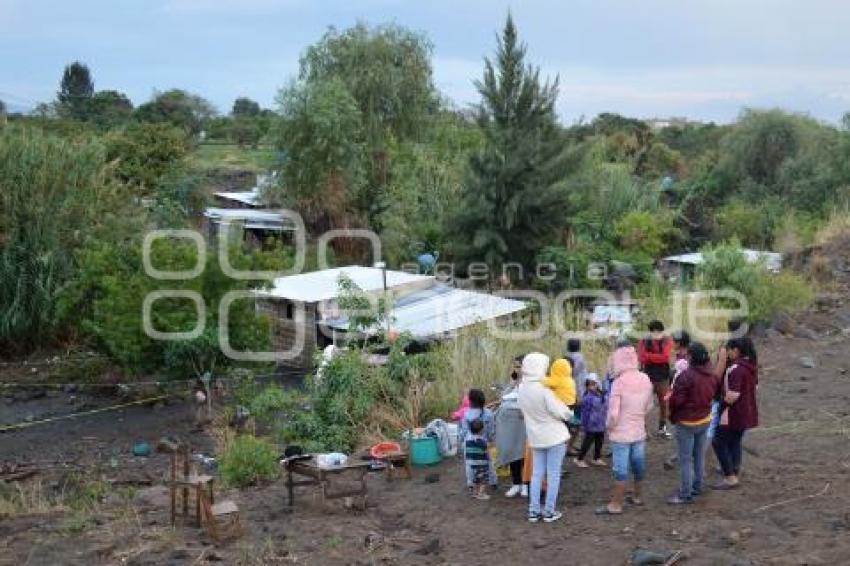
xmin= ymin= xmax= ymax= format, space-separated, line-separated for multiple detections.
xmin=182 ymin=447 xmax=189 ymax=519
xmin=286 ymin=464 xmax=294 ymax=508
xmin=170 ymin=452 xmax=176 ymax=526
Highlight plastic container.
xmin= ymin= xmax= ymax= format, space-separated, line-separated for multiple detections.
xmin=444 ymin=423 xmax=459 ymax=457
xmin=409 ymin=436 xmax=442 ymax=466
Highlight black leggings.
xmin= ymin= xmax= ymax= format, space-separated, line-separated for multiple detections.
xmin=712 ymin=428 xmax=744 ymax=477
xmin=578 ymin=431 xmax=605 ymax=461
xmin=509 ymin=459 xmax=525 ymax=485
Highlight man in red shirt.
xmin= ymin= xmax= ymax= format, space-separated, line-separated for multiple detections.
xmin=638 ymin=320 xmax=673 ymax=438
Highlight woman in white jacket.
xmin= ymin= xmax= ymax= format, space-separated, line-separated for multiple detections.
xmin=517 ymin=352 xmax=574 ymax=523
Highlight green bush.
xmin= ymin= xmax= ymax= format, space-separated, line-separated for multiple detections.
xmin=697 ymin=240 xmax=812 ymax=322
xmin=249 ymin=385 xmax=290 ymax=423
xmin=219 ymin=435 xmax=280 ymax=487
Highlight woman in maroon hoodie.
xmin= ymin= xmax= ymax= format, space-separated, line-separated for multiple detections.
xmin=712 ymin=337 xmax=759 ymax=490
xmin=668 ymin=342 xmax=720 ymax=504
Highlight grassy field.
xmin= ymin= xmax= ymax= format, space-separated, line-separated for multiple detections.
xmin=189 ymin=143 xmax=279 ymax=172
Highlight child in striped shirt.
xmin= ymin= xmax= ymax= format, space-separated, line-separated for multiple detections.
xmin=465 ymin=419 xmax=491 ymax=500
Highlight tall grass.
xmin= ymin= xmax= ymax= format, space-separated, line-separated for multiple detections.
xmin=0 ymin=126 xmax=131 ymax=350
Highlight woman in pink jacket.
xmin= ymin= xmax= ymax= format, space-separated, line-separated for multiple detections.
xmin=596 ymin=345 xmax=654 ymax=515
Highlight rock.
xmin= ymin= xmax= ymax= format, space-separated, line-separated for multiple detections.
xmin=794 ymin=326 xmax=820 ymax=340
xmin=207 ymin=551 xmax=224 ymax=562
xmin=841 ymin=369 xmax=848 ymax=375
xmin=413 ymin=538 xmax=440 ymax=555
xmin=800 ymin=356 xmax=817 ymax=369
xmin=772 ymin=312 xmax=797 ymax=335
xmin=170 ymin=549 xmax=190 ymax=559
xmin=364 ymin=532 xmax=384 ymax=551
xmin=24 ymin=413 xmax=35 ymax=423
xmin=424 ymin=473 xmax=440 ymax=484
xmin=727 ymin=530 xmax=741 ymax=545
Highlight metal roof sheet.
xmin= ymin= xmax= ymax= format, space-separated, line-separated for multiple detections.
xmin=662 ymin=249 xmax=783 ymax=272
xmin=257 ymin=266 xmax=434 ymax=303
xmin=321 ymin=284 xmax=527 ymax=339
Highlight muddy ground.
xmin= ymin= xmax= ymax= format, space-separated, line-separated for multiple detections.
xmin=2 ymin=322 xmax=850 ymax=566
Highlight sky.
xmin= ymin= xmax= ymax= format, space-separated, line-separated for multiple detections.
xmin=3 ymin=0 xmax=850 ymax=124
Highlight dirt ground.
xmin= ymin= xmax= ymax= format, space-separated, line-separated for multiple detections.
xmin=2 ymin=322 xmax=850 ymax=566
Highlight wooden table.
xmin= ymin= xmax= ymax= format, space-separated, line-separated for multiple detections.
xmin=283 ymin=456 xmax=370 ymax=509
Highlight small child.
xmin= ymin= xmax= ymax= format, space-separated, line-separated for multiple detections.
xmin=459 ymin=389 xmax=497 ymax=488
xmin=573 ymin=374 xmax=607 ymax=468
xmin=544 ymin=358 xmax=579 ymax=454
xmin=543 ymin=358 xmax=576 ymax=406
xmin=464 ymin=419 xmax=491 ymax=500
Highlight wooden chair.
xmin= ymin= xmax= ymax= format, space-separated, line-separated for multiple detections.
xmin=199 ymin=491 xmax=241 ymax=542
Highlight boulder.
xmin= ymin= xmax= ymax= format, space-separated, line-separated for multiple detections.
xmin=772 ymin=312 xmax=797 ymax=335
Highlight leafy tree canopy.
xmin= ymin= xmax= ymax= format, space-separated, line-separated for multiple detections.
xmin=232 ymin=96 xmax=261 ymax=117
xmin=134 ymin=89 xmax=216 ymax=136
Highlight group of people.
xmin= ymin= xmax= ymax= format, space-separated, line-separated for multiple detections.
xmin=457 ymin=320 xmax=760 ymax=523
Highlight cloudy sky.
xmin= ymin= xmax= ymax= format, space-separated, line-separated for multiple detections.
xmin=3 ymin=0 xmax=850 ymax=123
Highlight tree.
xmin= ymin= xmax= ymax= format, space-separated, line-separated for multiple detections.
xmin=57 ymin=61 xmax=94 ymax=120
xmin=298 ymin=23 xmax=438 ymax=225
xmin=450 ymin=15 xmax=571 ymax=280
xmin=273 ymin=78 xmax=365 ymax=231
xmin=231 ymin=118 xmax=262 ymax=148
xmin=232 ymin=97 xmax=261 ymax=117
xmin=613 ymin=210 xmax=681 ymax=259
xmin=87 ymin=90 xmax=133 ymax=129
xmin=134 ymin=89 xmax=216 ymax=136
xmin=104 ymin=122 xmax=189 ymax=192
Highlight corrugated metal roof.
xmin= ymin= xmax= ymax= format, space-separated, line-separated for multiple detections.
xmin=257 ymin=266 xmax=433 ymax=303
xmin=204 ymin=207 xmax=295 ymax=230
xmin=214 ymin=189 xmax=260 ymax=207
xmin=662 ymin=249 xmax=783 ymax=272
xmin=321 ymin=284 xmax=527 ymax=340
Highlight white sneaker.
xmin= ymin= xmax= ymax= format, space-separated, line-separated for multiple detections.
xmin=520 ymin=485 xmax=529 ymax=498
xmin=505 ymin=484 xmax=522 ymax=498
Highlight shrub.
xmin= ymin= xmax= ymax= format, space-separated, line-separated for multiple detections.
xmin=248 ymin=385 xmax=290 ymax=423
xmin=219 ymin=435 xmax=280 ymax=487
xmin=697 ymin=240 xmax=812 ymax=322
xmin=613 ymin=209 xmax=681 ymax=259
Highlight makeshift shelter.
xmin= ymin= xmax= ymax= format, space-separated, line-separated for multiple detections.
xmin=254 ymin=266 xmax=527 ymax=368
xmin=659 ymin=249 xmax=784 ymax=285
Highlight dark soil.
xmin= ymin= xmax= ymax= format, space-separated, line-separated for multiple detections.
xmin=3 ymin=324 xmax=850 ymax=565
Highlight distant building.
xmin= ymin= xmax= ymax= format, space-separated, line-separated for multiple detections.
xmin=645 ymin=117 xmax=699 ymax=131
xmin=659 ymin=249 xmax=784 ymax=285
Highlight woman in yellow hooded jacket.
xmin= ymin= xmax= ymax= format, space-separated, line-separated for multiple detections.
xmin=522 ymin=358 xmax=577 ymax=483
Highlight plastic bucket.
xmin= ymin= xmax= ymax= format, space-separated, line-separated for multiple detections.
xmin=445 ymin=423 xmax=459 ymax=457
xmin=409 ymin=436 xmax=442 ymax=466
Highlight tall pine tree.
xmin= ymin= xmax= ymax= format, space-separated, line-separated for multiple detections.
xmin=57 ymin=61 xmax=94 ymax=120
xmin=452 ymin=15 xmax=570 ymax=282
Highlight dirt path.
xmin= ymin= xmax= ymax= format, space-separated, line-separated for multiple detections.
xmin=2 ymin=330 xmax=850 ymax=565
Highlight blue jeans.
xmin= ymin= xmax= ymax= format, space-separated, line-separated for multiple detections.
xmin=464 ymin=460 xmax=497 ymax=487
xmin=706 ymin=401 xmax=721 ymax=440
xmin=675 ymin=423 xmax=709 ymax=499
xmin=611 ymin=441 xmax=646 ymax=482
xmin=529 ymin=443 xmax=567 ymax=515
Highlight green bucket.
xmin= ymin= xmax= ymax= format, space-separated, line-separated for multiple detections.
xmin=409 ymin=436 xmax=442 ymax=466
